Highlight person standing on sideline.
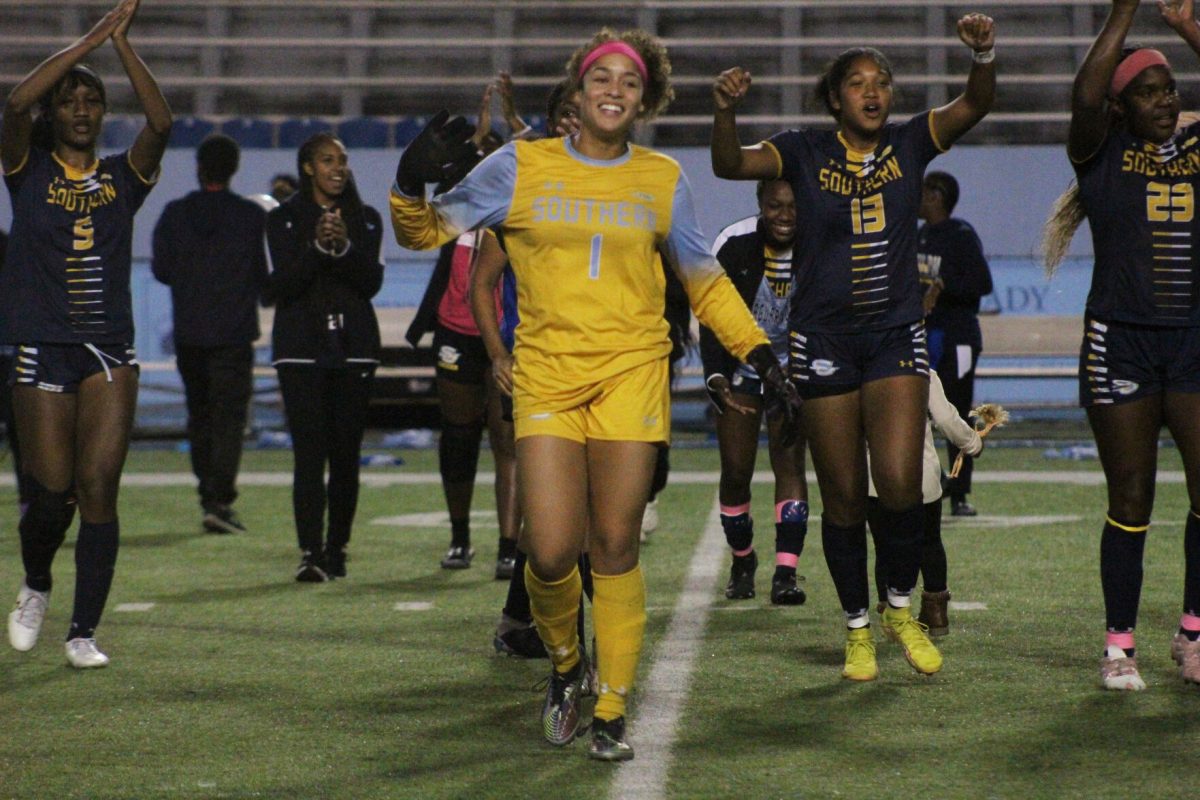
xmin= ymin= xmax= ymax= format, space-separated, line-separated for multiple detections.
xmin=270 ymin=173 xmax=298 ymax=204
xmin=152 ymin=134 xmax=267 ymax=534
xmin=703 ymin=178 xmax=810 ymax=606
xmin=1042 ymin=0 xmax=1200 ymax=690
xmin=2 ymin=0 xmax=171 ymax=668
xmin=265 ymin=133 xmax=383 ymax=582
xmin=917 ymin=170 xmax=992 ymax=517
xmin=0 ymin=227 xmax=28 ymax=509
xmin=711 ymin=12 xmax=995 ymax=681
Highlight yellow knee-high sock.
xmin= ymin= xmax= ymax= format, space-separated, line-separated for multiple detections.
xmin=592 ymin=564 xmax=647 ymax=722
xmin=525 ymin=563 xmax=581 ymax=673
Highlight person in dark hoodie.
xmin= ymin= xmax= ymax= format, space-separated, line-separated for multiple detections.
xmin=265 ymin=132 xmax=383 ymax=582
xmin=917 ymin=170 xmax=993 ymax=517
xmin=152 ymin=133 xmax=267 ymax=534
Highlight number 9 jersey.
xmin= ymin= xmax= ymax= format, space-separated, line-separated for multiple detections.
xmin=1074 ymin=122 xmax=1200 ymax=326
xmin=764 ymin=112 xmax=944 ymax=333
xmin=1 ymin=148 xmax=156 ymax=344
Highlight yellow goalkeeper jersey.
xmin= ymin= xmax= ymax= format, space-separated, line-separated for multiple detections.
xmin=391 ymin=136 xmax=766 ymax=407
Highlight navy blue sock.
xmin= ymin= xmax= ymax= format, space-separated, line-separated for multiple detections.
xmin=1183 ymin=511 xmax=1200 ymax=623
xmin=69 ymin=520 xmax=120 ymax=641
xmin=721 ymin=510 xmax=753 ymax=553
xmin=821 ymin=518 xmax=869 ymax=617
xmin=1101 ymin=516 xmax=1147 ymax=637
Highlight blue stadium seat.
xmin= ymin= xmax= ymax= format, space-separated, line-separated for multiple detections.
xmin=169 ymin=116 xmax=216 ymax=148
xmin=278 ymin=118 xmax=335 ymax=149
xmin=101 ymin=116 xmax=141 ymax=151
xmin=337 ymin=117 xmax=390 ymax=148
xmin=221 ymin=118 xmax=274 ymax=148
xmin=394 ymin=116 xmax=428 ymax=148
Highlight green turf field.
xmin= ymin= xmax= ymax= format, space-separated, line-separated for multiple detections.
xmin=2 ymin=444 xmax=1197 ymax=799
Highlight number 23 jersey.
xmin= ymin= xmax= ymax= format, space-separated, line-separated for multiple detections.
xmin=1074 ymin=123 xmax=1200 ymax=326
xmin=1 ymin=148 xmax=155 ymax=344
xmin=765 ymin=112 xmax=944 ymax=333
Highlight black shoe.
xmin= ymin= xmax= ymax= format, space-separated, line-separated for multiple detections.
xmin=539 ymin=661 xmax=586 ymax=746
xmin=951 ymin=500 xmax=978 ymax=517
xmin=441 ymin=544 xmax=474 ymax=569
xmin=588 ymin=716 xmax=634 ymax=761
xmin=770 ymin=572 xmax=807 ymax=606
xmin=325 ymin=546 xmax=347 ymax=578
xmin=493 ymin=623 xmax=548 ymax=658
xmin=295 ymin=550 xmax=330 ymax=582
xmin=724 ymin=551 xmax=758 ymax=600
xmin=494 ymin=555 xmax=516 ymax=580
xmin=202 ymin=505 xmax=246 ymax=534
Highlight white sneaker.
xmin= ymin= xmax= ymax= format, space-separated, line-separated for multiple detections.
xmin=65 ymin=638 xmax=109 ymax=669
xmin=640 ymin=499 xmax=659 ymax=543
xmin=8 ymin=584 xmax=49 ymax=652
xmin=1100 ymin=645 xmax=1145 ymax=691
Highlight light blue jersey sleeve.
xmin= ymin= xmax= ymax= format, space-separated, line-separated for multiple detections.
xmin=389 ymin=143 xmax=517 ymax=249
xmin=663 ymin=168 xmax=768 ymax=361
xmin=428 ymin=143 xmax=517 ymax=234
xmin=663 ymin=169 xmax=723 ymax=281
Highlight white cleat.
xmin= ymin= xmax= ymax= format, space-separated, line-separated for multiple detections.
xmin=640 ymin=499 xmax=659 ymax=543
xmin=65 ymin=638 xmax=110 ymax=669
xmin=8 ymin=584 xmax=49 ymax=652
xmin=1100 ymin=645 xmax=1146 ymax=691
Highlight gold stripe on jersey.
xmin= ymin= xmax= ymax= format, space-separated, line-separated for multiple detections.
xmin=763 ymin=245 xmax=793 ymax=299
xmin=760 ymin=140 xmax=785 ymax=180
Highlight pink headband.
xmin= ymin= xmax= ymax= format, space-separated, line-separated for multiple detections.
xmin=578 ymin=41 xmax=648 ymax=85
xmin=1110 ymin=49 xmax=1170 ymax=97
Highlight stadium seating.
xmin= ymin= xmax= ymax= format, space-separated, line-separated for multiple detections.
xmin=221 ymin=118 xmax=275 ymax=148
xmin=337 ymin=117 xmax=391 ymax=148
xmin=278 ymin=118 xmax=336 ymax=149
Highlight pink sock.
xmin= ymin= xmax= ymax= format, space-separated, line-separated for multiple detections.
xmin=1106 ymin=631 xmax=1135 ymax=652
xmin=1180 ymin=613 xmax=1200 ymax=632
xmin=720 ymin=502 xmax=751 ymax=518
xmin=775 ymin=553 xmax=798 ymax=568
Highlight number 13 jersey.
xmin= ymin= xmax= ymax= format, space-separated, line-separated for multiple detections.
xmin=764 ymin=112 xmax=944 ymax=333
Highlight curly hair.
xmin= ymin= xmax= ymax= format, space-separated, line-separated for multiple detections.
xmin=565 ymin=28 xmax=674 ymax=120
xmin=814 ymin=47 xmax=893 ymax=120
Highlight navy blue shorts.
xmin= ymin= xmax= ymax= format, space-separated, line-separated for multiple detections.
xmin=1079 ymin=317 xmax=1200 ymax=406
xmin=788 ymin=321 xmax=929 ymax=399
xmin=10 ymin=343 xmax=138 ymax=393
xmin=433 ymin=324 xmax=489 ymax=385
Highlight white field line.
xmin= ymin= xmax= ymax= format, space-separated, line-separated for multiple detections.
xmin=0 ymin=469 xmax=1173 ymax=488
xmin=609 ymin=494 xmax=725 ymax=800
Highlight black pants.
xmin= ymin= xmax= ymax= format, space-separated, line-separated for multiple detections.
xmin=936 ymin=339 xmax=980 ymax=500
xmin=277 ymin=365 xmax=375 ymax=553
xmin=176 ymin=343 xmax=254 ymax=510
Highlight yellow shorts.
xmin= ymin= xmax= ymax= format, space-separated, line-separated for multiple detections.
xmin=514 ymin=357 xmax=670 ymax=444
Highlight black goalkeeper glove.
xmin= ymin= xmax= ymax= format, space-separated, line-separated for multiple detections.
xmin=395 ymin=110 xmax=477 ymax=196
xmin=747 ymin=344 xmax=802 ymax=447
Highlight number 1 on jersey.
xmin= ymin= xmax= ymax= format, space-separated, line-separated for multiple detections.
xmin=589 ymin=233 xmax=602 ymax=279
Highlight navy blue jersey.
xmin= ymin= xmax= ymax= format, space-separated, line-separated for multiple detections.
xmin=1 ymin=148 xmax=155 ymax=344
xmin=766 ymin=112 xmax=944 ymax=332
xmin=1075 ymin=124 xmax=1200 ymax=326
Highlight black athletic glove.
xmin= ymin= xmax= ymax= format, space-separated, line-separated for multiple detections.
xmin=747 ymin=343 xmax=802 ymax=447
xmin=395 ymin=110 xmax=477 ymax=196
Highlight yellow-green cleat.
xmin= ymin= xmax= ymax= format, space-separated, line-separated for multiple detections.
xmin=881 ymin=605 xmax=943 ymax=675
xmin=842 ymin=627 xmax=879 ymax=681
